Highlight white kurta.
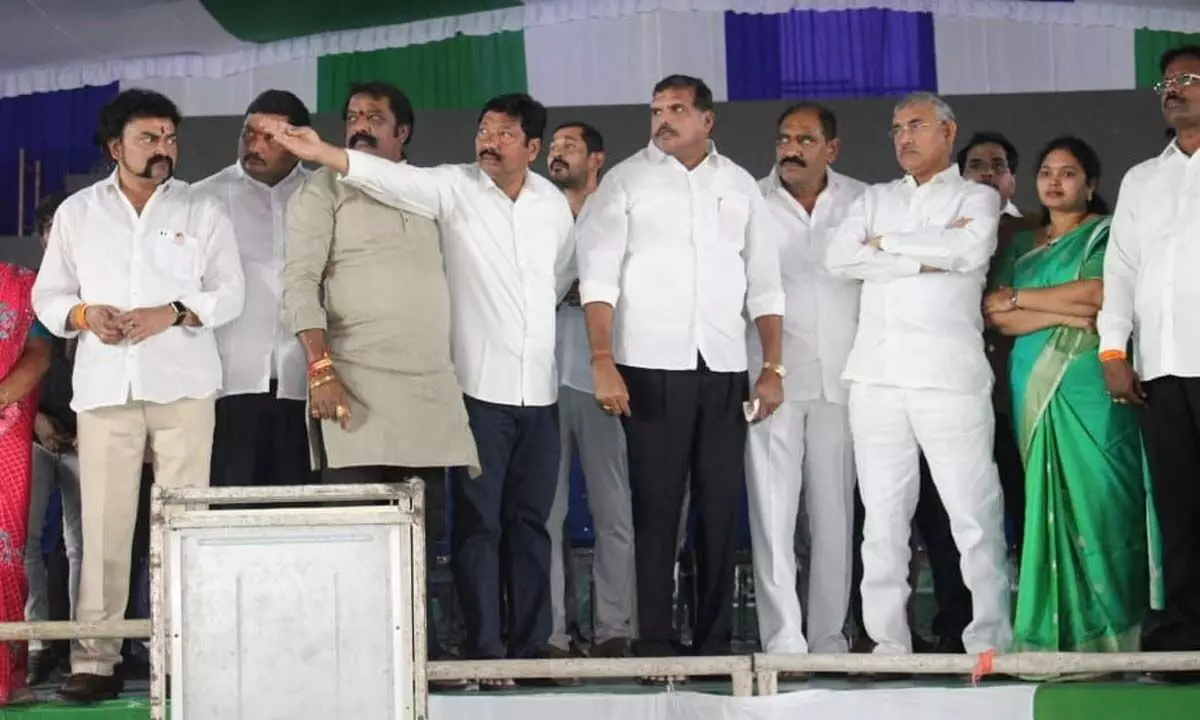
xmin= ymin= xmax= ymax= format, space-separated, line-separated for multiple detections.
xmin=745 ymin=168 xmax=864 ymax=654
xmin=825 ymin=164 xmax=1012 ymax=656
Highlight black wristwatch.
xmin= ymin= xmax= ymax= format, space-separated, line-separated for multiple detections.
xmin=169 ymin=301 xmax=188 ymax=326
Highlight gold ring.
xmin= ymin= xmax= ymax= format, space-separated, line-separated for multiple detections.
xmin=335 ymin=405 xmax=347 ymax=419
xmin=601 ymin=405 xmax=613 ymax=413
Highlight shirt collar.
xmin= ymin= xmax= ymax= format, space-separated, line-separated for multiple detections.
xmin=766 ymin=166 xmax=844 ymax=194
xmin=645 ymin=139 xmax=723 ymax=169
xmin=473 ymin=164 xmax=541 ymax=199
xmin=902 ymin=163 xmax=960 ymax=188
xmin=1002 ymin=200 xmax=1022 ymax=218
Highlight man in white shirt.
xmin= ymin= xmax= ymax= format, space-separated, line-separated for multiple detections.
xmin=260 ymin=93 xmax=574 ymax=676
xmin=195 ymin=89 xmax=314 ymax=488
xmin=32 ymin=89 xmax=244 ymax=703
xmin=577 ymin=75 xmax=786 ymax=668
xmin=545 ymin=121 xmax=636 ymax=660
xmin=747 ymin=103 xmax=864 ymax=659
xmin=1101 ymin=44 xmax=1200 ymax=654
xmin=825 ymin=92 xmax=1011 ymax=657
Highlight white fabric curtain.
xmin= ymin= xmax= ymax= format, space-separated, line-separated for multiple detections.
xmin=131 ymin=59 xmax=318 ymax=118
xmin=523 ymin=10 xmax=729 ymax=108
xmin=934 ymin=15 xmax=1136 ymax=96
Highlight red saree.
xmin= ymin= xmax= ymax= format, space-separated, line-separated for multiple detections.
xmin=0 ymin=262 xmax=38 ymax=704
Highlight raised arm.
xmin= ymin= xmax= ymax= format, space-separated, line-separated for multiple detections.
xmin=1097 ymin=175 xmax=1139 ymax=356
xmin=181 ymin=199 xmax=245 ymax=329
xmin=825 ymin=193 xmax=923 ymax=282
xmin=878 ymin=185 xmax=1000 ymax=273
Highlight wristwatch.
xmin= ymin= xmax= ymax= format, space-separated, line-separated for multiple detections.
xmin=169 ymin=301 xmax=189 ymax=326
xmin=763 ymin=362 xmax=788 ymax=379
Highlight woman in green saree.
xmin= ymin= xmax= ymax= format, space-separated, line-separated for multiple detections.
xmin=985 ymin=136 xmax=1161 ymax=656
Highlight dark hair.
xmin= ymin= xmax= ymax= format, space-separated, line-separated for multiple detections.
xmin=479 ymin=93 xmax=548 ymax=146
xmin=553 ymin=121 xmax=605 ymax=154
xmin=776 ymin=102 xmax=837 ymax=141
xmin=342 ymin=82 xmax=415 ymax=145
xmin=94 ymin=89 xmax=181 ymax=154
xmin=1160 ymin=44 xmax=1200 ymax=74
xmin=956 ymin=132 xmax=1019 ymax=174
xmin=653 ymin=75 xmax=715 ymax=112
xmin=35 ymin=193 xmax=66 ymax=237
xmin=246 ymin=89 xmax=311 ymax=128
xmin=1034 ymin=135 xmax=1110 ymax=224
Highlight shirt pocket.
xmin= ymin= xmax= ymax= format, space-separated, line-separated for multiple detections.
xmin=717 ymin=194 xmax=750 ymax=252
xmin=149 ymin=230 xmax=202 ymax=281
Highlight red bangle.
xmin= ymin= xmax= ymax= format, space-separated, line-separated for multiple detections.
xmin=1099 ymin=349 xmax=1126 ymax=363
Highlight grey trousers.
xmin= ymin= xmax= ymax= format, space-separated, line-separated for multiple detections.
xmin=25 ymin=444 xmax=83 ymax=652
xmin=547 ymin=386 xmax=637 ymax=648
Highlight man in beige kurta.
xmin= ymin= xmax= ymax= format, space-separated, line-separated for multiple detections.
xmin=282 ymin=81 xmax=478 ymax=664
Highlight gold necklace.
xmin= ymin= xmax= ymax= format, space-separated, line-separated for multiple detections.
xmin=1043 ymin=215 xmax=1086 ymax=246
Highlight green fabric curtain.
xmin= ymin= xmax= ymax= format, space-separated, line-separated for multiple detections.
xmin=1134 ymin=30 xmax=1200 ymax=89
xmin=316 ymin=32 xmax=528 ymax=112
xmin=200 ymin=0 xmax=521 ymax=43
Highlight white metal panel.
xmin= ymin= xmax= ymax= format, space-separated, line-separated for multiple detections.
xmin=169 ymin=521 xmax=413 ymax=720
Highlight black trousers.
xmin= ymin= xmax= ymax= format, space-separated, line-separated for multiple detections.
xmin=324 ymin=464 xmax=448 ymax=657
xmin=619 ymin=358 xmax=748 ymax=657
xmin=1141 ymin=376 xmax=1200 ymax=651
xmin=449 ymin=396 xmax=560 ymax=660
xmin=210 ymin=384 xmax=316 ymax=487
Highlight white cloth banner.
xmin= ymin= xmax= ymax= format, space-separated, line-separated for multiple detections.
xmin=934 ymin=15 xmax=1136 ymax=96
xmin=430 ymin=685 xmax=1037 ymax=720
xmin=132 ymin=59 xmax=319 ymax=118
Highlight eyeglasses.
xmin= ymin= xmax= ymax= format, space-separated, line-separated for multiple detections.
xmin=1154 ymin=72 xmax=1200 ymax=95
xmin=889 ymin=120 xmax=937 ymax=140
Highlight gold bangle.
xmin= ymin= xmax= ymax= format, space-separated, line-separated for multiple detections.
xmin=309 ymin=375 xmax=336 ymax=391
xmin=72 ymin=304 xmax=90 ymax=332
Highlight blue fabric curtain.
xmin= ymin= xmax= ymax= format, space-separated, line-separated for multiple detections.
xmin=0 ymin=83 xmax=118 ymax=237
xmin=725 ymin=9 xmax=937 ymax=101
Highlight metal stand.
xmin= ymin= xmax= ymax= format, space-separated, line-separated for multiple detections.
xmin=148 ymin=482 xmax=427 ymax=720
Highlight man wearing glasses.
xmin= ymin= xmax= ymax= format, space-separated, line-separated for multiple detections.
xmin=1101 ymin=44 xmax=1200 ymax=659
xmin=825 ymin=92 xmax=1011 ymax=658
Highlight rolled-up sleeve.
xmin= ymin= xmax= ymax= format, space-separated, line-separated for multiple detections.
xmin=743 ymin=189 xmax=785 ymax=319
xmin=181 ymin=199 xmax=244 ymax=329
xmin=339 ymin=150 xmax=452 ymax=220
xmin=283 ymin=173 xmax=336 ymax=334
xmin=878 ymin=185 xmax=999 ymax=274
xmin=576 ymin=172 xmax=629 ymax=307
xmin=32 ymin=204 xmax=82 ymax=338
xmin=1098 ymin=170 xmax=1140 ymax=354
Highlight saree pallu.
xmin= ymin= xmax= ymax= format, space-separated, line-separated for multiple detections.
xmin=1000 ymin=217 xmax=1163 ymax=657
xmin=0 ymin=263 xmax=38 ymax=704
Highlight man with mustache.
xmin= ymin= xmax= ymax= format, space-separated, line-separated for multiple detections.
xmin=1101 ymin=44 xmax=1200 ymax=659
xmin=746 ymin=103 xmax=865 ymax=662
xmin=266 ymin=91 xmax=573 ymax=684
xmin=544 ymin=122 xmax=637 ymax=660
xmin=32 ymin=89 xmax=244 ymax=703
xmin=575 ymin=75 xmax=785 ymax=680
xmin=825 ymin=92 xmax=1011 ymax=659
xmin=281 ymin=82 xmax=479 ymax=680
xmin=194 ymin=90 xmax=315 ymax=489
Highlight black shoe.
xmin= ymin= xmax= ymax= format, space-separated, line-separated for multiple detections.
xmin=56 ymin=673 xmax=123 ymax=705
xmin=26 ymin=649 xmax=58 ymax=687
xmin=935 ymin=637 xmax=966 ymax=654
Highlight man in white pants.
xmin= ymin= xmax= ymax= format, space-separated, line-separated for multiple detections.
xmin=544 ymin=121 xmax=637 ymax=659
xmin=747 ymin=103 xmax=864 ymax=657
xmin=825 ymin=92 xmax=1012 ymax=657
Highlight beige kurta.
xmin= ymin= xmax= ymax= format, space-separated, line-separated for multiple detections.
xmin=283 ymin=166 xmax=479 ymax=476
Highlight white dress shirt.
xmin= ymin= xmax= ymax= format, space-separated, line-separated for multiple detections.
xmin=576 ymin=141 xmax=785 ymax=372
xmin=32 ymin=172 xmax=245 ymax=413
xmin=194 ymin=162 xmax=308 ymax=401
xmin=750 ymin=168 xmax=867 ymax=405
xmin=825 ymin=165 xmax=1000 ymax=395
xmin=1002 ymin=200 xmax=1022 ymax=218
xmin=340 ymin=150 xmax=575 ymax=407
xmin=1099 ymin=142 xmax=1200 ymax=382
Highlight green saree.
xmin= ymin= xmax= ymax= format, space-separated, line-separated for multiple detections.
xmin=992 ymin=216 xmax=1163 ymax=654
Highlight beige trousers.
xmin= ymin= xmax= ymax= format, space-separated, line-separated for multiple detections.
xmin=71 ymin=396 xmax=215 ymax=677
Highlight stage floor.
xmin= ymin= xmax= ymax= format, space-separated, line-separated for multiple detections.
xmin=3 ymin=676 xmax=1198 ymax=720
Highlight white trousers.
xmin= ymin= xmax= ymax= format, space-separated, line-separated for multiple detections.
xmin=547 ymin=386 xmax=636 ymax=649
xmin=25 ymin=444 xmax=83 ymax=652
xmin=849 ymin=383 xmax=1012 ymax=655
xmin=747 ymin=399 xmax=856 ymax=654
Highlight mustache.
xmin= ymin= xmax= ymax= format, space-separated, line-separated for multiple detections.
xmin=1164 ymin=93 xmax=1185 ymax=107
xmin=347 ymin=132 xmax=378 ymax=148
xmin=478 ymin=148 xmax=501 ymax=162
xmin=139 ymin=155 xmax=173 ymax=178
xmin=242 ymin=152 xmax=264 ymax=165
xmin=779 ymin=156 xmax=806 ymax=168
xmin=549 ymin=157 xmax=569 ymax=171
xmin=655 ymin=125 xmax=677 ymax=138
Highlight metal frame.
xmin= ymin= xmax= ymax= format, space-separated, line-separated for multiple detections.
xmin=148 ymin=482 xmax=427 ymax=720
